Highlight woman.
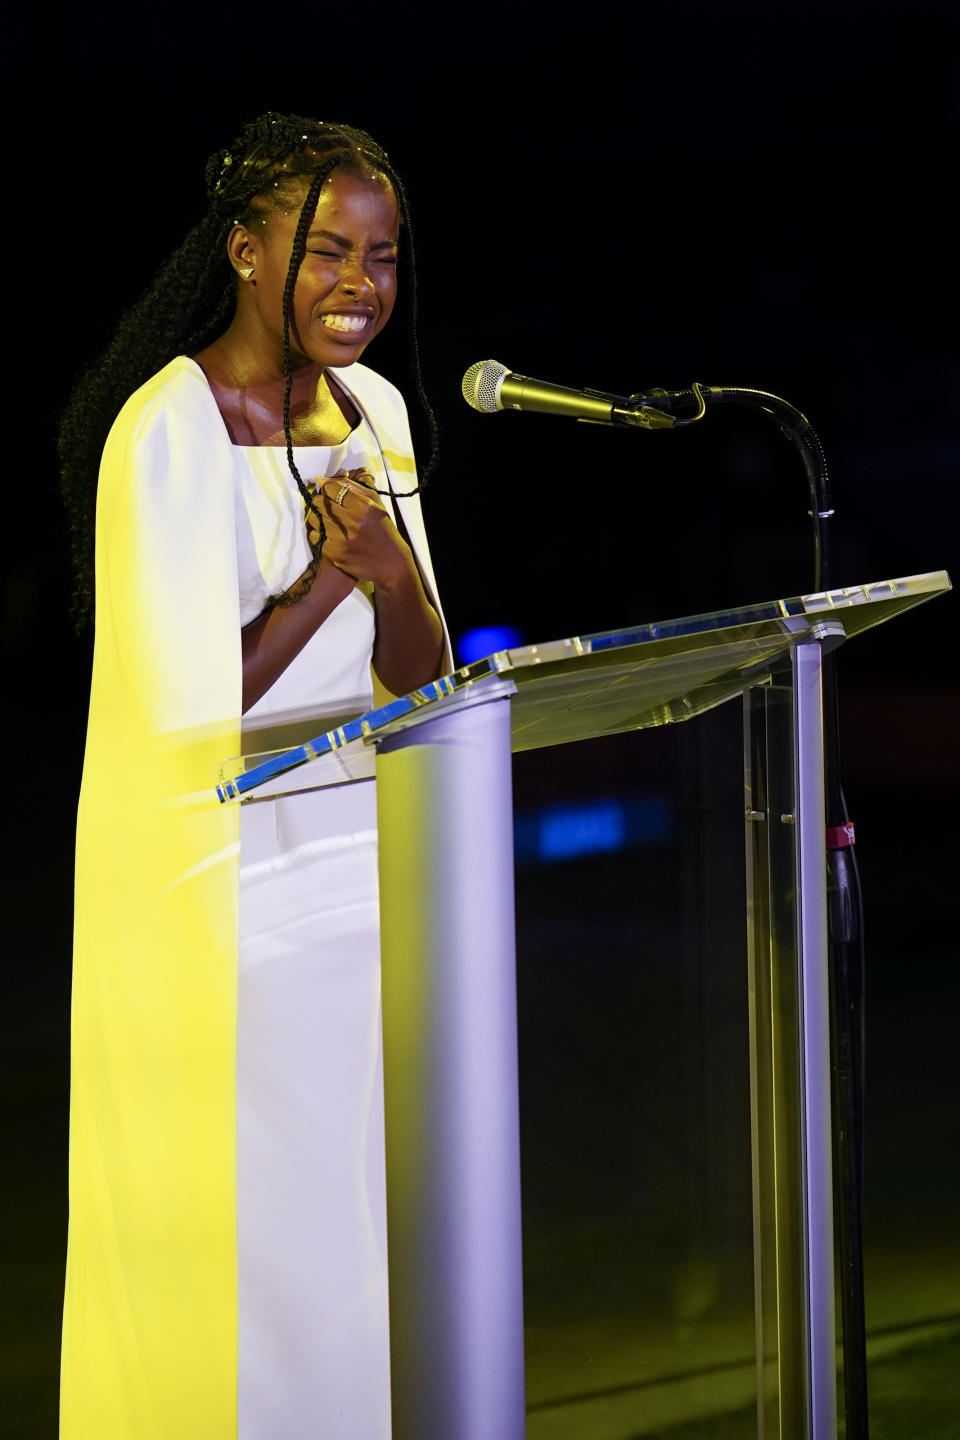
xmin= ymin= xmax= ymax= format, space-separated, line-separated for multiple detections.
xmin=59 ymin=114 xmax=448 ymax=1438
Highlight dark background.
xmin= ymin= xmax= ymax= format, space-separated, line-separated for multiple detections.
xmin=4 ymin=5 xmax=959 ymax=1432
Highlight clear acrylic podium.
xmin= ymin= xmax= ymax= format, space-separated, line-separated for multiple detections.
xmin=219 ymin=570 xmax=950 ymax=1440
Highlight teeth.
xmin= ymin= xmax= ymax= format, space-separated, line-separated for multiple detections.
xmin=321 ymin=313 xmax=369 ymax=333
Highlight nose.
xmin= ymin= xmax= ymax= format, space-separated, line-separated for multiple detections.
xmin=339 ymin=258 xmax=375 ymax=299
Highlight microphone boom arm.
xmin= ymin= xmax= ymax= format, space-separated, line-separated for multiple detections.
xmin=626 ymin=383 xmax=832 ymax=592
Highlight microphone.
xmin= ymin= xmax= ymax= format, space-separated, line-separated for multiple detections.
xmin=462 ymin=358 xmax=637 ymax=426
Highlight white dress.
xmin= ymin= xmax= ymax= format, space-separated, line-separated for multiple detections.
xmin=236 ymin=427 xmax=398 ymax=1438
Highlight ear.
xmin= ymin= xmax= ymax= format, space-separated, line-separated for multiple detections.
xmin=227 ymin=224 xmax=257 ymax=284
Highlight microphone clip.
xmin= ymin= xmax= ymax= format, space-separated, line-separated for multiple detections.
xmin=580 ymin=387 xmax=683 ymax=430
xmin=624 ymin=382 xmax=709 ymax=429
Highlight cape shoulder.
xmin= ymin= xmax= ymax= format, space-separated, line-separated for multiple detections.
xmin=101 ymin=356 xmax=233 ymax=485
xmin=93 ymin=355 xmax=241 ymax=734
xmin=333 ymin=362 xmax=415 ymax=469
xmin=334 ymin=360 xmax=406 ymax=415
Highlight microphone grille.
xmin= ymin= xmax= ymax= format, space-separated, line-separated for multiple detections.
xmin=462 ymin=359 xmax=510 ymax=413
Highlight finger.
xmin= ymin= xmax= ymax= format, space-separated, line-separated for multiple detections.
xmin=343 ymin=471 xmax=388 ymax=513
xmin=318 ymin=493 xmax=350 ymax=537
xmin=319 ymin=476 xmax=378 ymax=506
xmin=303 ymin=493 xmax=324 ymax=531
xmin=307 ymin=469 xmax=347 ymax=490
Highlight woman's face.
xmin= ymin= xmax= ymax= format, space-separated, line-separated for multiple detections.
xmin=239 ymin=169 xmax=400 ymax=371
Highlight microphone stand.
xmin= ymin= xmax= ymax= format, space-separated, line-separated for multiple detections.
xmin=625 ymin=384 xmax=869 ymax=1439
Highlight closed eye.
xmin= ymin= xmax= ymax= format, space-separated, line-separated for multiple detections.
xmin=308 ymin=249 xmax=397 ymax=265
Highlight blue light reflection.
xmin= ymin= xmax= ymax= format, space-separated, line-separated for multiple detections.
xmin=514 ymin=796 xmax=675 ymax=865
xmin=457 ymin=625 xmax=525 ymax=665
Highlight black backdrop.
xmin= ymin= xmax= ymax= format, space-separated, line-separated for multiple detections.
xmin=13 ymin=10 xmax=957 ymax=656
xmin=4 ymin=5 xmax=959 ymax=1429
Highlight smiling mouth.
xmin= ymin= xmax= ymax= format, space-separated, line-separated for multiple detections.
xmin=320 ymin=313 xmax=372 ymax=334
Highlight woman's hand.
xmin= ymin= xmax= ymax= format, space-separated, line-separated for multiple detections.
xmin=242 ymin=467 xmax=443 ymax=712
xmin=306 ymin=469 xmax=412 ymax=587
xmin=305 ymin=467 xmax=444 ymax=696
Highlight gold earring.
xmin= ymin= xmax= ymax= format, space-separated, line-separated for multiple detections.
xmin=239 ymin=265 xmax=255 ymax=280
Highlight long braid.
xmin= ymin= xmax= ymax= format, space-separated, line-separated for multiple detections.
xmin=60 ymin=112 xmax=436 ymax=628
xmin=393 ymin=177 xmax=439 ymax=481
xmin=273 ymin=164 xmax=336 ymax=607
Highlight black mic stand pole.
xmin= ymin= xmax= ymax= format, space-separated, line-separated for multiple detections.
xmin=628 ymin=385 xmax=870 ymax=1440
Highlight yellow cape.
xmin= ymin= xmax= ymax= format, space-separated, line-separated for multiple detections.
xmin=63 ymin=358 xmax=242 ymax=1438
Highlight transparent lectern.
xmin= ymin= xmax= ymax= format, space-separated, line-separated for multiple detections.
xmin=218 ymin=570 xmax=951 ymax=1440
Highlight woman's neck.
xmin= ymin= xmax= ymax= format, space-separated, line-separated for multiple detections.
xmin=192 ymin=335 xmax=358 ymax=447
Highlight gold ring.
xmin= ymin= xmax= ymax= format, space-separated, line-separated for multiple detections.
xmin=335 ymin=484 xmax=349 ymax=506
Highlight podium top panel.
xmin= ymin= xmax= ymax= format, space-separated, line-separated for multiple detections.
xmin=219 ymin=571 xmax=951 ymax=802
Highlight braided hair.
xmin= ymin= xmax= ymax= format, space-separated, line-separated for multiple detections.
xmin=59 ymin=112 xmax=437 ymax=627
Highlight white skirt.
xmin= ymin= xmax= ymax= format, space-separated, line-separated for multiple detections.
xmin=237 ymin=778 xmax=390 ymax=1438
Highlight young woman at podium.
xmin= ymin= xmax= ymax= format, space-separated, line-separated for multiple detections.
xmin=58 ymin=113 xmax=448 ymax=1438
